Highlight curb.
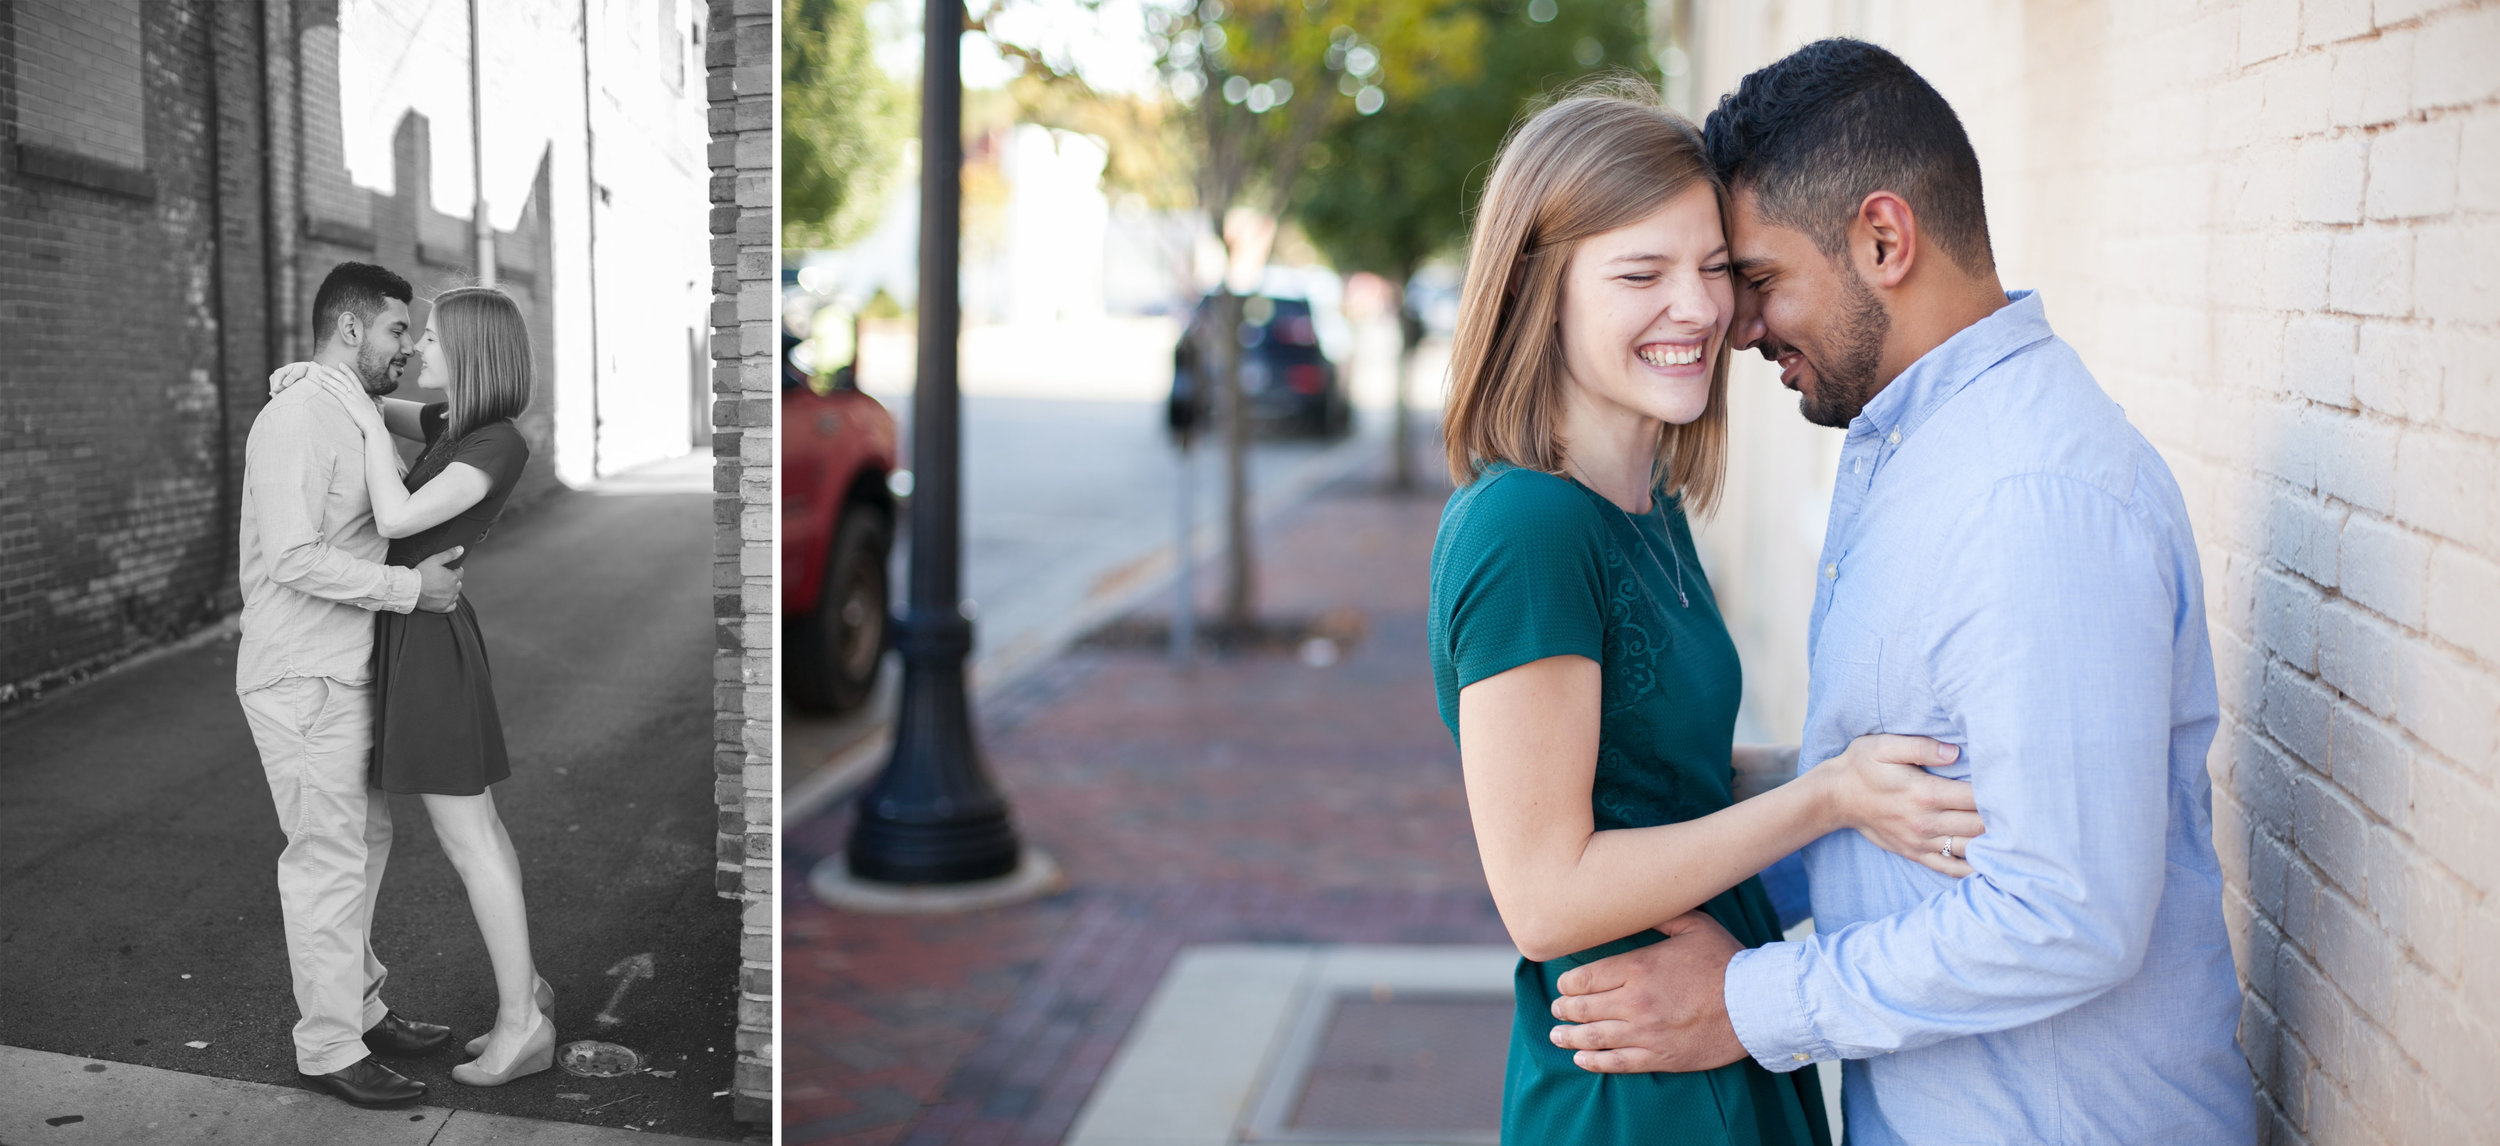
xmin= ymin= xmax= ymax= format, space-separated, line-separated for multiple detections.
xmin=0 ymin=1044 xmax=728 ymax=1146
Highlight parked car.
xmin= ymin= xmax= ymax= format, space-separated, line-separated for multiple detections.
xmin=782 ymin=328 xmax=900 ymax=713
xmin=1170 ymin=293 xmax=1350 ymax=439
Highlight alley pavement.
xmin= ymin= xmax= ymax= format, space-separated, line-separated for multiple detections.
xmin=783 ymin=453 xmax=1512 ymax=1144
xmin=0 ymin=460 xmax=752 ymax=1141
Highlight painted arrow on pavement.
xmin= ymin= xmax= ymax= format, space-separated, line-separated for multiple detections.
xmin=596 ymin=952 xmax=656 ymax=1028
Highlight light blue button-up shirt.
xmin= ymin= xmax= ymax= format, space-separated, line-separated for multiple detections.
xmin=1722 ymin=292 xmax=2256 ymax=1144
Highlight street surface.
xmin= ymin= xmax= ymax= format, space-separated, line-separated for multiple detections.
xmin=0 ymin=455 xmax=748 ymax=1141
xmin=784 ymin=315 xmax=1433 ymax=786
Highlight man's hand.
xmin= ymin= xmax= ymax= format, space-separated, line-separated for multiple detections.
xmin=1548 ymin=911 xmax=1750 ymax=1073
xmin=415 ymin=548 xmax=464 ymax=612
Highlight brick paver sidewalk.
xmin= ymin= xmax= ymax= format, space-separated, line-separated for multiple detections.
xmin=782 ymin=464 xmax=1509 ymax=1145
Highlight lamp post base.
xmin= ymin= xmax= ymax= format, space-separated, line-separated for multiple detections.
xmin=809 ymin=845 xmax=1064 ymax=915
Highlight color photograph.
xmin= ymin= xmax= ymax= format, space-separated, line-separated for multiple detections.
xmin=778 ymin=1 xmax=2499 ymax=1145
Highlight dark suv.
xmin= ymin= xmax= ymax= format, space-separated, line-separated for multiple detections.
xmin=1170 ymin=294 xmax=1350 ymax=438
xmin=781 ymin=330 xmax=899 ymax=713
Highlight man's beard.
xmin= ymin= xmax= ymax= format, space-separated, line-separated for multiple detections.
xmin=353 ymin=344 xmax=404 ymax=395
xmin=1796 ymin=269 xmax=1890 ymax=429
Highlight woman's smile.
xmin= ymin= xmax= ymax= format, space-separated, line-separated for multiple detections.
xmin=1635 ymin=339 xmax=1709 ymax=373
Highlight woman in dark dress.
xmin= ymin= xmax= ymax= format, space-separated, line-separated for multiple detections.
xmin=287 ymin=286 xmax=552 ymax=1088
xmin=1426 ymin=90 xmax=1986 ymax=1144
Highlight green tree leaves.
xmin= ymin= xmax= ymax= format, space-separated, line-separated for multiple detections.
xmin=783 ymin=0 xmax=913 ymax=250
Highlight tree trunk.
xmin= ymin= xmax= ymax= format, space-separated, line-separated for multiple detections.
xmin=1389 ymin=272 xmax=1423 ymax=494
xmin=1215 ymin=288 xmax=1255 ymax=631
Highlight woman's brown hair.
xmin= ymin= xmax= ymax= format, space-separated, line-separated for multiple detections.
xmin=1442 ymin=81 xmax=1730 ymax=515
xmin=430 ymin=287 xmax=533 ymax=442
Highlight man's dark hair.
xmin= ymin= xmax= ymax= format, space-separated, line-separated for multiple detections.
xmin=1703 ymin=39 xmax=1994 ymax=274
xmin=310 ymin=261 xmax=414 ymax=342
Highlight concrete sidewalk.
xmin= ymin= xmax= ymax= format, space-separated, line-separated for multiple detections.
xmin=782 ymin=454 xmax=1515 ymax=1145
xmin=0 ymin=1044 xmax=720 ymax=1145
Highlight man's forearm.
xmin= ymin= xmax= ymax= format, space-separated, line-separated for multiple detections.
xmin=269 ymin=540 xmax=419 ymax=613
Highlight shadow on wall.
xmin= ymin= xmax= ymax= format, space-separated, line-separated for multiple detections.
xmin=2228 ymin=427 xmax=2394 ymax=1132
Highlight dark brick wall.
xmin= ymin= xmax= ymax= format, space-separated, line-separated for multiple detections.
xmin=0 ymin=1 xmax=247 ymax=697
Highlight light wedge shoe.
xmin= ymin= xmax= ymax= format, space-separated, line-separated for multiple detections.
xmin=450 ymin=1009 xmax=555 ymax=1087
xmin=463 ymin=975 xmax=555 ymax=1057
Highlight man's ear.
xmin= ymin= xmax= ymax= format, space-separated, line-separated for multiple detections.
xmin=1853 ymin=191 xmax=1916 ymax=290
xmin=336 ymin=310 xmax=364 ymax=348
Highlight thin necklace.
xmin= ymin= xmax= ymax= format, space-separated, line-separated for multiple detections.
xmin=1564 ymin=457 xmax=1691 ymax=609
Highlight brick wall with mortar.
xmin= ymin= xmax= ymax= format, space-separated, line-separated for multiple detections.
xmin=1683 ymin=3 xmax=2499 ymax=1143
xmin=2 ymin=1 xmax=261 ymax=698
xmin=3 ymin=0 xmax=561 ymax=703
xmin=707 ymin=0 xmax=774 ymax=1125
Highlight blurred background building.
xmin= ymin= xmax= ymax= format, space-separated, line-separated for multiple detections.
xmin=0 ymin=0 xmax=711 ymax=698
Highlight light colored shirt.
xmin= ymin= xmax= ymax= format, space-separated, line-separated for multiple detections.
xmin=235 ymin=382 xmax=418 ymax=692
xmin=1722 ymin=292 xmax=2256 ymax=1144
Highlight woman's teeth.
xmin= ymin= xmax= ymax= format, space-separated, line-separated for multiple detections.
xmin=1638 ymin=343 xmax=1703 ymax=368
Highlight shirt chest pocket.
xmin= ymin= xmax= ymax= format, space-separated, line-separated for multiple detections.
xmin=1819 ymin=608 xmax=1960 ymax=755
xmin=1812 ymin=611 xmax=1886 ymax=737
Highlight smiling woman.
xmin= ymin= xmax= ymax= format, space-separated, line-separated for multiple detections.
xmin=1440 ymin=84 xmax=1732 ymax=514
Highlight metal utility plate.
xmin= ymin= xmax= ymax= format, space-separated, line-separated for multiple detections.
xmin=1240 ymin=987 xmax=1508 ymax=1144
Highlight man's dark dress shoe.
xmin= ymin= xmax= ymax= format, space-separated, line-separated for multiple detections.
xmin=363 ymin=1010 xmax=453 ymax=1056
xmin=298 ymin=1058 xmax=427 ymax=1108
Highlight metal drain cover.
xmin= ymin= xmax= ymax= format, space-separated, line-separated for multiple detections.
xmin=557 ymin=1040 xmax=644 ymax=1077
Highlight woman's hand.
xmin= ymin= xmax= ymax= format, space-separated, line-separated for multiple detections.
xmin=1807 ymin=734 xmax=1984 ymax=877
xmin=267 ymin=360 xmax=321 ymax=397
xmin=306 ymin=366 xmax=387 ymax=438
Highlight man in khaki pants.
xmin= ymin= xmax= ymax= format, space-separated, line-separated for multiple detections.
xmin=238 ymin=262 xmax=465 ymax=1109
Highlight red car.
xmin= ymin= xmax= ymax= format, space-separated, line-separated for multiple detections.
xmin=782 ymin=331 xmax=899 ymax=712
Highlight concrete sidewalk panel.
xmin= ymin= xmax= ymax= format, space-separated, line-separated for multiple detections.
xmin=425 ymin=1109 xmax=721 ymax=1145
xmin=1063 ymin=946 xmax=1315 ymax=1146
xmin=1063 ymin=944 xmax=1517 ymax=1146
xmin=0 ymin=1046 xmax=437 ymax=1146
xmin=0 ymin=1045 xmax=719 ymax=1146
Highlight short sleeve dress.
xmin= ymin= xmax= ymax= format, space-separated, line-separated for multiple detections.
xmin=370 ymin=405 xmax=530 ymax=796
xmin=1426 ymin=463 xmax=1830 ymax=1146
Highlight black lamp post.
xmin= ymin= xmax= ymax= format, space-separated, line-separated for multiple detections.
xmin=840 ymin=0 xmax=1023 ymax=885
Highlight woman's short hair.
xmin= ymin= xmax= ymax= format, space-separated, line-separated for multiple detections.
xmin=430 ymin=287 xmax=533 ymax=442
xmin=1443 ymin=80 xmax=1729 ymax=515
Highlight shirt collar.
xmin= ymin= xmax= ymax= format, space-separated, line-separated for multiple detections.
xmin=1854 ymin=289 xmax=2054 ymax=442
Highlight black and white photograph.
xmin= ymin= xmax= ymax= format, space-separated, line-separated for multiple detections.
xmin=0 ymin=1 xmax=776 ymax=1142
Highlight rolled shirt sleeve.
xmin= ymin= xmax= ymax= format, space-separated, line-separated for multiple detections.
xmin=1725 ymin=473 xmax=2177 ymax=1069
xmin=247 ymin=402 xmax=420 ymax=614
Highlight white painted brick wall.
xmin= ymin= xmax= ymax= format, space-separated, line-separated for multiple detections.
xmin=1687 ymin=3 xmax=2500 ymax=1141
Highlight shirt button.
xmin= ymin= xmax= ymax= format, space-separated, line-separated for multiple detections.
xmin=1792 ymin=1052 xmax=1811 ymax=1062
xmin=1888 ymin=430 xmax=1902 ymax=445
xmin=1825 ymin=563 xmax=1838 ymax=580
xmin=1852 ymin=459 xmax=1863 ymax=474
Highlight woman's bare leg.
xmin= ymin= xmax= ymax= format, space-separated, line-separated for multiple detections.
xmin=423 ymin=790 xmax=540 ymax=1058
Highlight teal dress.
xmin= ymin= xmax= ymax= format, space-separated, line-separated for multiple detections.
xmin=1427 ymin=464 xmax=1830 ymax=1146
